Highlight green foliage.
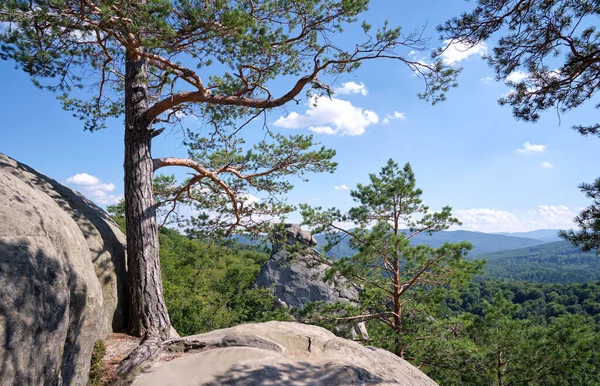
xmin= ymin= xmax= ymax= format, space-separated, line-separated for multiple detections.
xmin=106 ymin=200 xmax=126 ymax=233
xmin=440 ymin=0 xmax=600 ymax=135
xmin=449 ymin=281 xmax=600 ymax=323
xmin=155 ymin=132 xmax=337 ymax=237
xmin=158 ymin=227 xmax=291 ymax=335
xmin=560 ymin=177 xmax=600 ymax=254
xmin=301 ymin=159 xmax=482 ymax=356
xmin=427 ymin=293 xmax=600 ymax=385
xmin=87 ymin=340 xmax=106 ymax=386
xmin=0 ymin=0 xmax=462 ymax=251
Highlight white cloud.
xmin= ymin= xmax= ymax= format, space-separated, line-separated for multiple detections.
xmin=480 ymin=76 xmax=495 ymax=84
xmin=529 ymin=205 xmax=575 ymax=228
xmin=515 ymin=142 xmax=546 ymax=154
xmin=334 ymin=185 xmax=349 ymax=190
xmin=333 ymin=220 xmax=356 ymax=230
xmin=455 ymin=208 xmax=521 ymax=233
xmin=67 ymin=173 xmax=101 ymax=186
xmin=66 ymin=173 xmax=121 ymax=206
xmin=334 ymin=81 xmax=368 ymax=96
xmin=540 ymin=162 xmax=554 ymax=168
xmin=274 ymin=96 xmax=379 ymax=136
xmin=455 ymin=205 xmax=576 ymax=232
xmin=440 ymin=40 xmax=487 ymax=64
xmin=506 ymin=70 xmax=528 ymax=83
xmin=382 ymin=111 xmax=407 ymax=125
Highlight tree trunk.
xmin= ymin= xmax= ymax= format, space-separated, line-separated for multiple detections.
xmin=393 ymin=301 xmax=402 ymax=357
xmin=124 ymin=47 xmax=171 ymax=340
xmin=393 ymin=253 xmax=403 ymax=357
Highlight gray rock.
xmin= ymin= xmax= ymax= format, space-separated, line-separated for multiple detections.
xmin=0 ymin=154 xmax=128 ymax=386
xmin=132 ymin=321 xmax=437 ymax=386
xmin=257 ymin=224 xmax=359 ymax=309
xmin=257 ymin=224 xmax=367 ymax=339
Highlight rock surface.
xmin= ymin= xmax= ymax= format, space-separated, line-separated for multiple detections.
xmin=132 ymin=321 xmax=438 ymax=386
xmin=256 ymin=224 xmax=367 ymax=339
xmin=257 ymin=224 xmax=360 ymax=309
xmin=0 ymin=153 xmax=128 ymax=386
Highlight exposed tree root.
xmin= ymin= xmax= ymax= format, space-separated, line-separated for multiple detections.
xmin=116 ymin=338 xmax=209 ymax=382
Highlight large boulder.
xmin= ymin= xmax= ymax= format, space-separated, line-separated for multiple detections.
xmin=132 ymin=321 xmax=438 ymax=385
xmin=257 ymin=224 xmax=360 ymax=308
xmin=0 ymin=154 xmax=128 ymax=385
xmin=256 ymin=224 xmax=367 ymax=338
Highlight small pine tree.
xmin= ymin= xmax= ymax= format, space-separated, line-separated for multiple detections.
xmin=301 ymin=159 xmax=483 ymax=357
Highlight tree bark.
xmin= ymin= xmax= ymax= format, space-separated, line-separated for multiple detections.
xmin=124 ymin=47 xmax=171 ymax=340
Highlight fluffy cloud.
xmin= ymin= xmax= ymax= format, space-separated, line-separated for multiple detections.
xmin=382 ymin=111 xmax=407 ymax=125
xmin=334 ymin=81 xmax=368 ymax=96
xmin=67 ymin=173 xmax=101 ymax=186
xmin=66 ymin=173 xmax=122 ymax=206
xmin=515 ymin=142 xmax=546 ymax=154
xmin=455 ymin=208 xmax=521 ymax=232
xmin=506 ymin=70 xmax=528 ymax=83
xmin=274 ymin=96 xmax=379 ymax=136
xmin=455 ymin=205 xmax=576 ymax=232
xmin=334 ymin=185 xmax=349 ymax=190
xmin=540 ymin=162 xmax=554 ymax=168
xmin=480 ymin=76 xmax=495 ymax=84
xmin=440 ymin=40 xmax=487 ymax=64
xmin=529 ymin=205 xmax=575 ymax=228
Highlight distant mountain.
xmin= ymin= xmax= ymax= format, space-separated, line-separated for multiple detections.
xmin=479 ymin=241 xmax=600 ymax=283
xmin=494 ymin=229 xmax=563 ymax=242
xmin=314 ymin=230 xmax=547 ymax=259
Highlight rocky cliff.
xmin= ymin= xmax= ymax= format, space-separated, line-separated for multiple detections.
xmin=256 ymin=224 xmax=367 ymax=339
xmin=0 ymin=154 xmax=128 ymax=386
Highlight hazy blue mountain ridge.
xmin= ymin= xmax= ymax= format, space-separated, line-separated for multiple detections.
xmin=314 ymin=230 xmax=548 ymax=259
xmin=493 ymin=229 xmax=563 ymax=242
xmin=232 ymin=228 xmax=599 ymax=284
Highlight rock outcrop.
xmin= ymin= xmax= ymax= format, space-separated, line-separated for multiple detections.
xmin=257 ymin=224 xmax=360 ymax=308
xmin=131 ymin=321 xmax=438 ymax=386
xmin=256 ymin=224 xmax=367 ymax=339
xmin=0 ymin=154 xmax=128 ymax=386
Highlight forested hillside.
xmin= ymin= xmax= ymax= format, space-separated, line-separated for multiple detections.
xmin=159 ymin=228 xmax=290 ymax=336
xmin=479 ymin=241 xmax=600 ymax=283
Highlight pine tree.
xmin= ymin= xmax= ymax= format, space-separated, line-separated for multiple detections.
xmin=301 ymin=159 xmax=482 ymax=357
xmin=0 ymin=0 xmax=458 ymax=372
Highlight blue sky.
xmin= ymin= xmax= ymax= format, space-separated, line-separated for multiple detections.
xmin=1 ymin=0 xmax=599 ymax=233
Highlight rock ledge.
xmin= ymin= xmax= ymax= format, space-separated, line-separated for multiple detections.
xmin=131 ymin=321 xmax=437 ymax=386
